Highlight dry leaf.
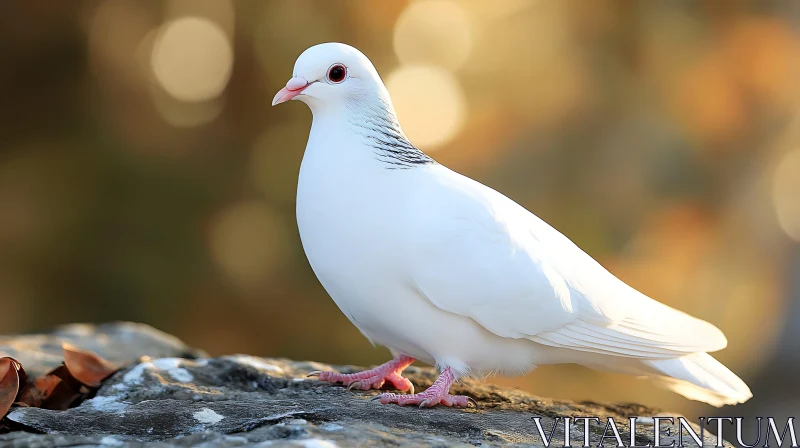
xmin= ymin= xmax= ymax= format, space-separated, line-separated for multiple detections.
xmin=16 ymin=374 xmax=62 ymax=408
xmin=61 ymin=343 xmax=118 ymax=388
xmin=45 ymin=365 xmax=87 ymax=410
xmin=18 ymin=363 xmax=91 ymax=411
xmin=4 ymin=345 xmax=120 ymax=416
xmin=13 ymin=361 xmax=27 ymax=394
xmin=0 ymin=358 xmax=22 ymax=419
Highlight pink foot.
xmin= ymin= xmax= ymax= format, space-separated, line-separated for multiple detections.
xmin=372 ymin=367 xmax=477 ymax=408
xmin=309 ymin=355 xmax=415 ymax=393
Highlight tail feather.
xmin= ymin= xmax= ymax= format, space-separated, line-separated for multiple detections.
xmin=643 ymin=353 xmax=752 ymax=407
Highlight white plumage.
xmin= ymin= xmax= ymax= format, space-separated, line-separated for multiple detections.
xmin=273 ymin=42 xmax=752 ymax=407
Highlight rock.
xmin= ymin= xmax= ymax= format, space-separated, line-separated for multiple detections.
xmin=0 ymin=322 xmax=206 ymax=377
xmin=0 ymin=323 xmax=730 ymax=447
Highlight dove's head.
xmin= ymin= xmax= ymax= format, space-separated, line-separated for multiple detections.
xmin=272 ymin=43 xmax=391 ymax=113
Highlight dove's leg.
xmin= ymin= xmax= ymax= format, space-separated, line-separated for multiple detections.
xmin=308 ymin=355 xmax=415 ymax=392
xmin=371 ymin=367 xmax=476 ymax=408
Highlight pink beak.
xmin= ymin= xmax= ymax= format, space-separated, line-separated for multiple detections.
xmin=272 ymin=77 xmax=310 ymax=106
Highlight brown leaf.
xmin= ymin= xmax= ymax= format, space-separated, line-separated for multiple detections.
xmin=0 ymin=358 xmax=22 ymax=419
xmin=16 ymin=374 xmax=62 ymax=408
xmin=19 ymin=363 xmax=88 ymax=411
xmin=61 ymin=343 xmax=118 ymax=388
xmin=3 ymin=345 xmax=119 ymax=415
xmin=14 ymin=362 xmax=27 ymax=394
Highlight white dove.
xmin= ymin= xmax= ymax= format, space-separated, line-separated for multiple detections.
xmin=272 ymin=42 xmax=752 ymax=408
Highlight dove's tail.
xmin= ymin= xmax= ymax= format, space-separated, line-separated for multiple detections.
xmin=642 ymin=353 xmax=752 ymax=407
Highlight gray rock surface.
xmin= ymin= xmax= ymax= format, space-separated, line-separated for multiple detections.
xmin=0 ymin=322 xmax=206 ymax=377
xmin=0 ymin=323 xmax=730 ymax=447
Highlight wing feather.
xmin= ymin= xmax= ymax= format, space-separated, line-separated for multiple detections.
xmin=409 ymin=166 xmax=727 ymax=360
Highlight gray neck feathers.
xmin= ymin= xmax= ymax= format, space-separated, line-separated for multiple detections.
xmin=346 ymin=97 xmax=435 ymax=169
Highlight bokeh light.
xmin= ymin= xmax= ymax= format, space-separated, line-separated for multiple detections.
xmin=773 ymin=149 xmax=800 ymax=242
xmin=393 ymin=0 xmax=472 ymax=70
xmin=386 ymin=65 xmax=467 ymax=149
xmin=209 ymin=201 xmax=292 ymax=292
xmin=150 ymin=17 xmax=233 ymax=103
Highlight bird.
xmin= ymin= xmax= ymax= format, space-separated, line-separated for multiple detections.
xmin=271 ymin=42 xmax=752 ymax=408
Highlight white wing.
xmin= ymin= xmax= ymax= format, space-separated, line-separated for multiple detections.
xmin=408 ymin=166 xmax=726 ymax=359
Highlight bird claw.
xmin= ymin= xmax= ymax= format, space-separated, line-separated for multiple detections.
xmin=307 ymin=357 xmax=416 ymax=395
xmin=369 ymin=394 xmax=383 ymax=402
xmin=466 ymin=397 xmax=478 ymax=408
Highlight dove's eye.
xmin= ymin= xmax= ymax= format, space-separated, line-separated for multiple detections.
xmin=327 ymin=64 xmax=346 ymax=83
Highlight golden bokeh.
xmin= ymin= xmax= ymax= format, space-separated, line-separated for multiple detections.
xmin=393 ymin=0 xmax=472 ymax=70
xmin=386 ymin=65 xmax=467 ymax=149
xmin=209 ymin=201 xmax=292 ymax=292
xmin=150 ymin=17 xmax=233 ymax=103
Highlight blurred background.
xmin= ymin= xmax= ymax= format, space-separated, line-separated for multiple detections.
xmin=1 ymin=0 xmax=799 ymax=432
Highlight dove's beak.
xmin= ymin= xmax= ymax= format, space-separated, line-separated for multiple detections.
xmin=272 ymin=77 xmax=310 ymax=106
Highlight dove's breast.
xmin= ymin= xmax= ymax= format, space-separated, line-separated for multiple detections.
xmin=296 ymin=142 xmax=428 ymax=346
xmin=294 ymin=139 xmax=547 ymax=375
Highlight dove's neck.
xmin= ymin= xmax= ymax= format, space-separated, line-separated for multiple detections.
xmin=307 ymin=95 xmax=435 ymax=170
